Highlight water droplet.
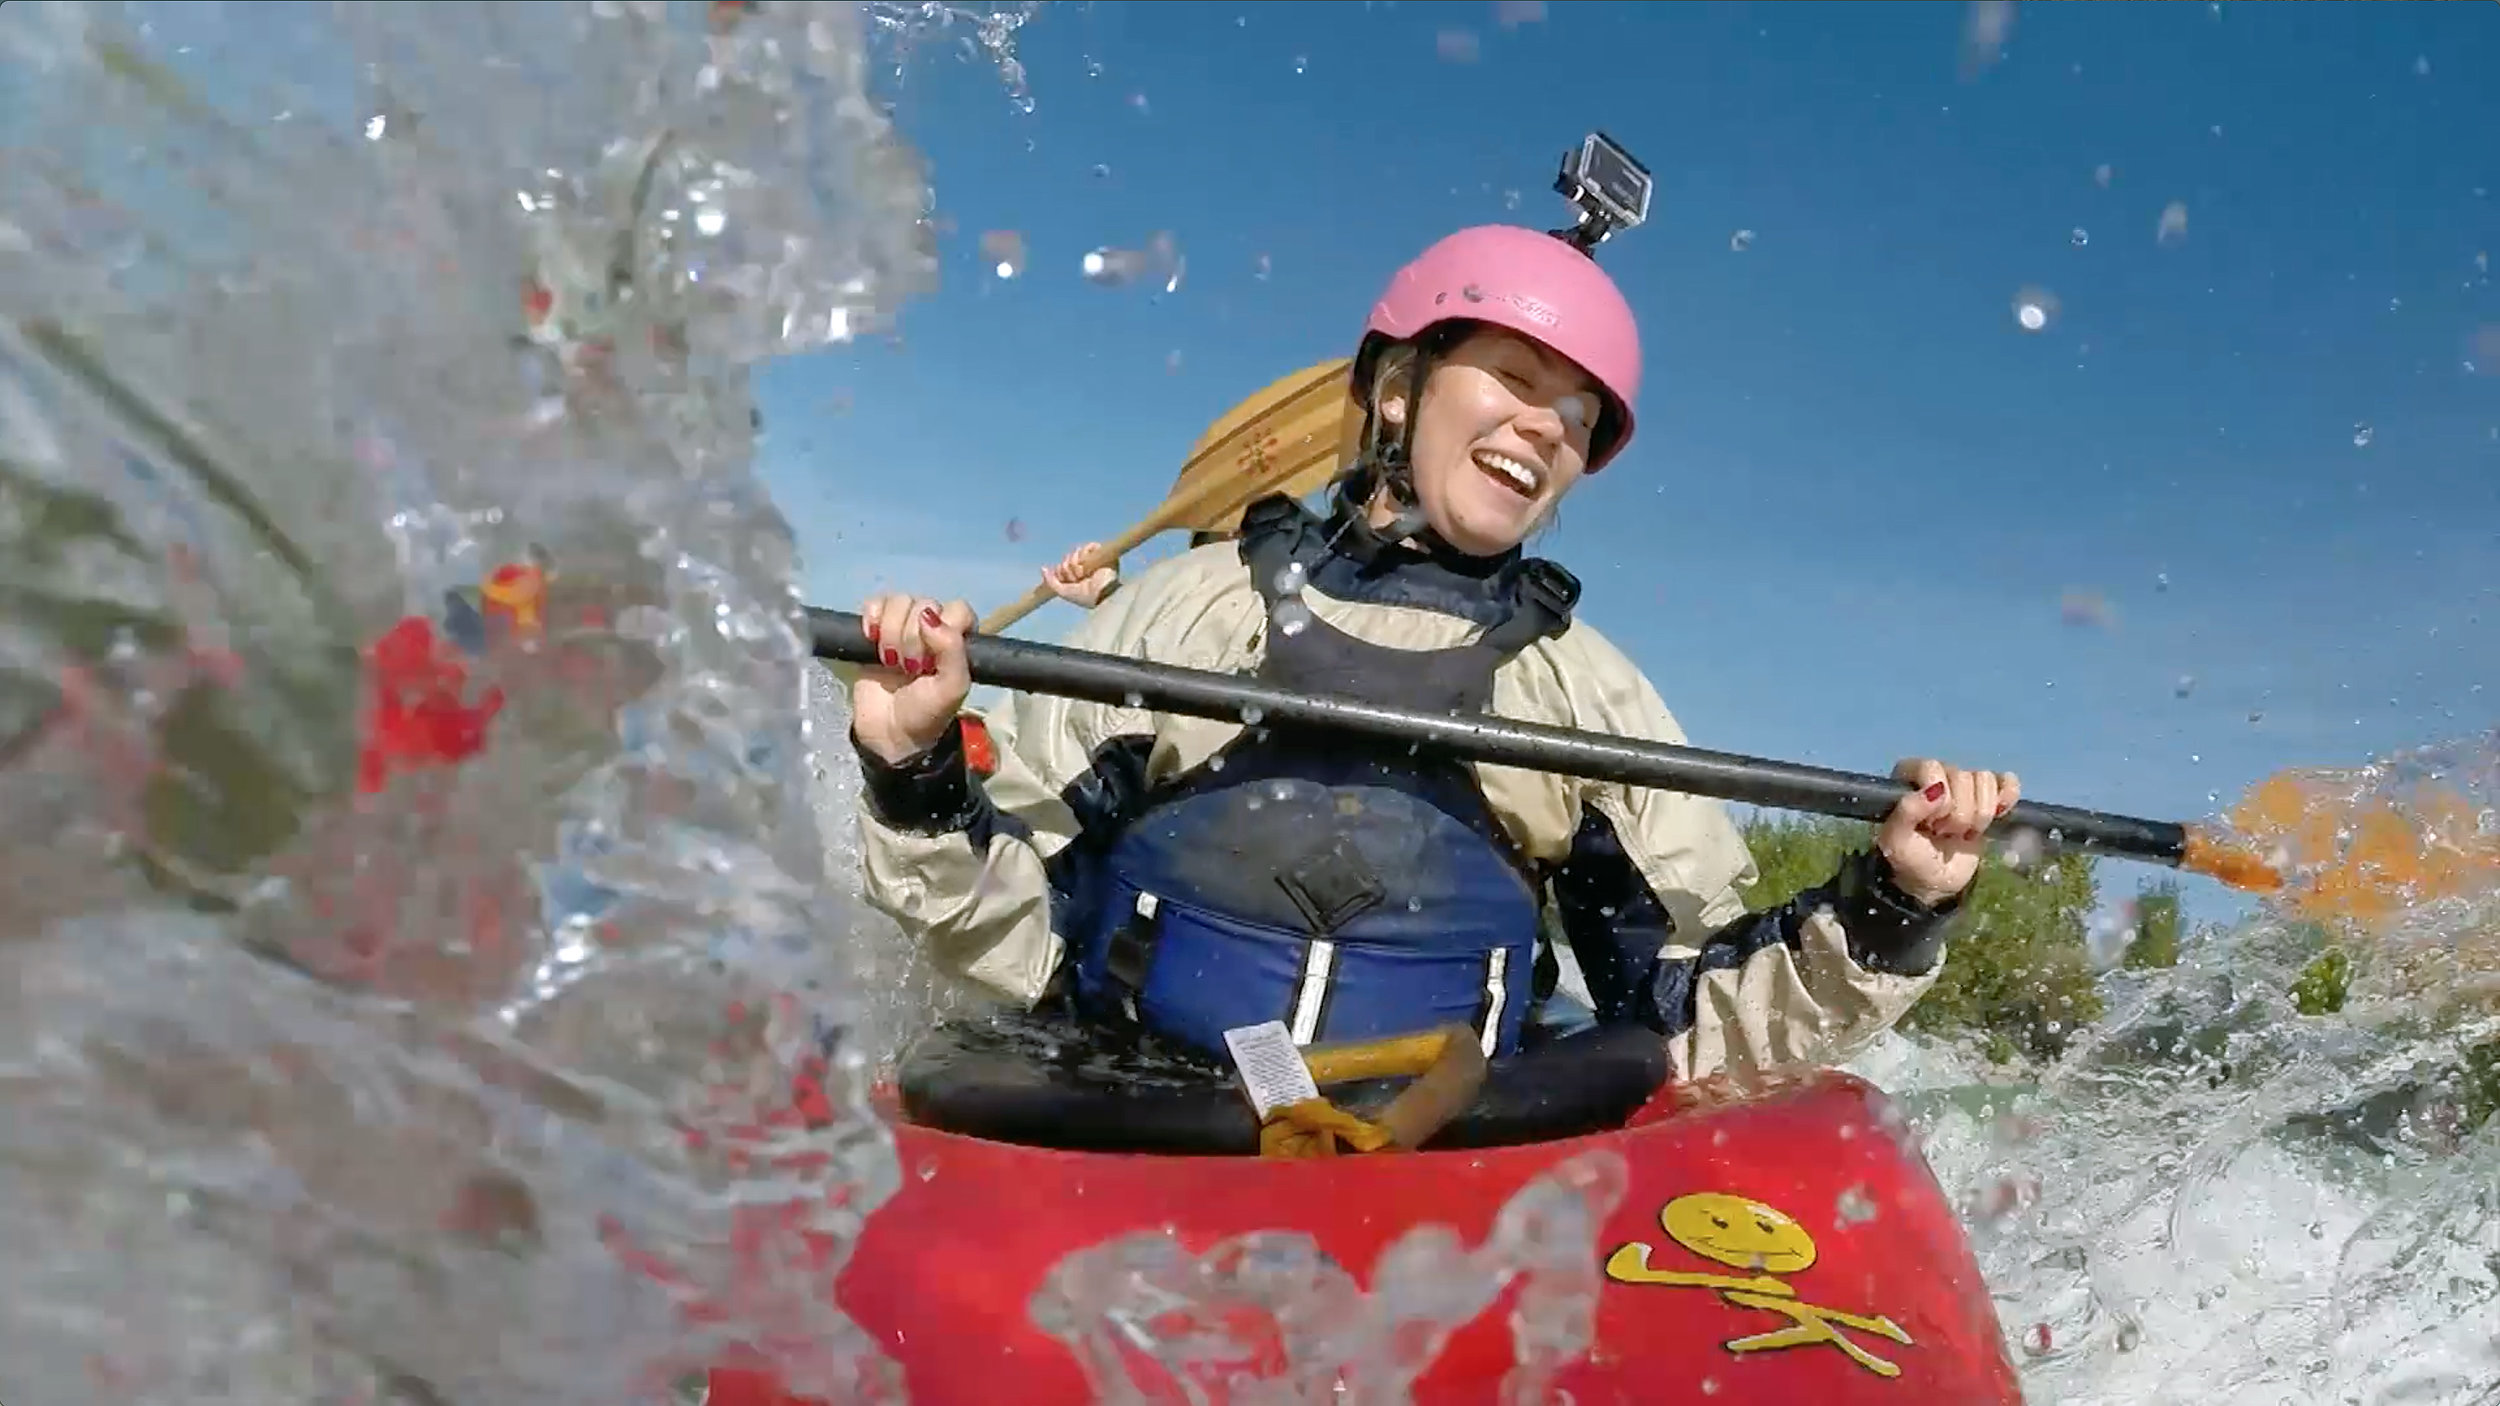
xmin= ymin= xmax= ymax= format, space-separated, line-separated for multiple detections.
xmin=2154 ymin=570 xmax=2170 ymax=592
xmin=2093 ymin=162 xmax=2114 ymax=188
xmin=2307 ymin=1219 xmax=2327 ymax=1239
xmin=2070 ymin=227 xmax=2089 ymax=248
xmin=1835 ymin=1185 xmax=1880 ymax=1224
xmin=1252 ymin=252 xmax=1272 ymax=280
xmin=1122 ymin=691 xmax=1144 ymax=709
xmin=2157 ymin=201 xmax=2190 ymax=246
xmin=1699 ymin=1379 xmax=1721 ymax=1397
xmin=2352 ymin=422 xmax=2374 ymax=448
xmin=916 ymin=1158 xmax=938 ymax=1182
xmin=2175 ymin=675 xmax=2197 ymax=699
xmin=1239 ymin=705 xmax=1264 ymax=726
xmin=2115 ymin=1317 xmax=2143 ymax=1352
xmin=2013 ymin=285 xmax=2059 ymax=332
xmin=2414 ymin=53 xmax=2431 ymax=76
xmin=980 ymin=230 xmax=1025 ymax=280
xmin=1729 ymin=228 xmax=1756 ymax=253
xmin=1271 ymin=598 xmax=1313 ymax=638
xmin=1406 ymin=896 xmax=1423 ymax=912
xmin=1207 ymin=754 xmax=1226 ymax=773
xmin=1271 ymin=561 xmax=1308 ymax=597
xmin=1291 ymin=54 xmax=1308 ymax=74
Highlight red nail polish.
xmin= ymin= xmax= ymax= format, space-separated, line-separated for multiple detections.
xmin=1923 ymin=782 xmax=1947 ymax=802
xmin=865 ymin=621 xmax=879 ymax=642
xmin=922 ymin=606 xmax=943 ymax=628
xmin=882 ymin=648 xmax=898 ymax=667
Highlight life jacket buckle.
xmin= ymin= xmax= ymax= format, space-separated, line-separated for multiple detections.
xmin=1514 ymin=558 xmax=1582 ymax=628
xmin=1238 ymin=493 xmax=1306 ymax=541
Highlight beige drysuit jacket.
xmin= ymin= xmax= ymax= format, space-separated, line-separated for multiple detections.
xmin=852 ymin=538 xmax=1957 ymax=1085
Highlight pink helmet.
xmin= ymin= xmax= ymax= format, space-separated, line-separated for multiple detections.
xmin=1357 ymin=224 xmax=1642 ymax=470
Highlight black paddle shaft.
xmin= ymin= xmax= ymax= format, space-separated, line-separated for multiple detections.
xmin=806 ymin=608 xmax=2189 ymax=869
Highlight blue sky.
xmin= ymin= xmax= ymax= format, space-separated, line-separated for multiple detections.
xmin=759 ymin=1 xmax=2499 ymax=923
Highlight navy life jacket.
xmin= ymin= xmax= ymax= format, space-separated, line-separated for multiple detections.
xmin=1065 ymin=492 xmax=1582 ymax=1064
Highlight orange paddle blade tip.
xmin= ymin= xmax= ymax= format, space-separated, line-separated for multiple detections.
xmin=2180 ymin=828 xmax=2286 ymax=894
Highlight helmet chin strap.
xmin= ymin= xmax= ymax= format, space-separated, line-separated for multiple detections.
xmin=1331 ymin=344 xmax=1471 ymax=561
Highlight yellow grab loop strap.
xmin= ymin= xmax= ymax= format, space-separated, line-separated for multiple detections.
xmin=1258 ymin=1098 xmax=1396 ymax=1159
xmin=1254 ymin=1024 xmax=1491 ymax=1160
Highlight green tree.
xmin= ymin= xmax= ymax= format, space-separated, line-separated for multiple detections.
xmin=2290 ymin=946 xmax=2352 ymax=1016
xmin=2124 ymin=878 xmax=2183 ymax=969
xmin=1736 ymin=814 xmax=2107 ymax=1063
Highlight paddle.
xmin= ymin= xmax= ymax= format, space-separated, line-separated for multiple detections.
xmin=805 ymin=607 xmax=2284 ymax=891
xmin=977 ymin=358 xmax=1363 ymax=635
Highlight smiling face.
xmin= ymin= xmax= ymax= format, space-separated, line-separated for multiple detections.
xmin=1660 ymin=1192 xmax=1820 ymax=1275
xmin=1377 ymin=324 xmax=1608 ymax=557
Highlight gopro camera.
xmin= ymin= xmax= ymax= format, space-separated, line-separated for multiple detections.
xmin=1551 ymin=131 xmax=1653 ymax=255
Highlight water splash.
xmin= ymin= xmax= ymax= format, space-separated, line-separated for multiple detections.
xmin=1847 ymin=734 xmax=2500 ymax=1402
xmin=0 ymin=2 xmax=1007 ymax=1400
xmin=1027 ymin=1151 xmax=1628 ymax=1404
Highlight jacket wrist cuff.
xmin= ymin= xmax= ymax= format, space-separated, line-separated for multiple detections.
xmin=1834 ymin=848 xmax=1962 ymax=976
xmin=853 ymin=717 xmax=980 ymax=834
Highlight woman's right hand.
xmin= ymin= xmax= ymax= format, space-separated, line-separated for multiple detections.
xmin=849 ymin=594 xmax=977 ymax=765
xmin=1040 ymin=542 xmax=1120 ymax=609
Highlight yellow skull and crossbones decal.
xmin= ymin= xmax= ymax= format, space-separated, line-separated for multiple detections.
xmin=1604 ymin=1191 xmax=1914 ymax=1378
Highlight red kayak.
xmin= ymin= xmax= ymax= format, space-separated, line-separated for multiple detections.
xmin=698 ymin=1022 xmax=2021 ymax=1406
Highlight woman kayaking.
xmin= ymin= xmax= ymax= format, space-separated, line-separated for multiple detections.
xmin=843 ymin=222 xmax=2019 ymax=1085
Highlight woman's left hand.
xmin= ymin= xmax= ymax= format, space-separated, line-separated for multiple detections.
xmin=1877 ymin=759 xmax=2023 ymax=908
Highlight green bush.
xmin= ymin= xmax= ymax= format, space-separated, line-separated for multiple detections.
xmin=2291 ymin=947 xmax=2352 ymax=1016
xmin=1734 ymin=814 xmax=2108 ymax=1062
xmin=2125 ymin=879 xmax=2183 ymax=970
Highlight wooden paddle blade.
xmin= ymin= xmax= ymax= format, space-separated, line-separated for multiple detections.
xmin=1176 ymin=364 xmax=1366 ymax=537
xmin=1168 ymin=358 xmax=1354 ymax=505
xmin=977 ymin=357 xmax=1361 ymax=636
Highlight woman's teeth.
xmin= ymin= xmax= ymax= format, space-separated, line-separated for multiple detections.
xmin=1473 ymin=450 xmax=1540 ymax=498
